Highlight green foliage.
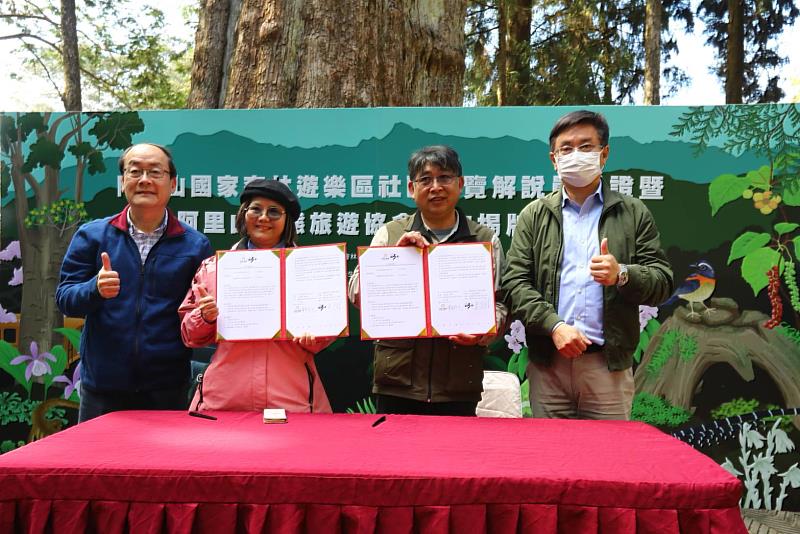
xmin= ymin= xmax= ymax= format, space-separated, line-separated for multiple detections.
xmin=0 ymin=341 xmax=29 ymax=395
xmin=697 ymin=0 xmax=798 ymax=102
xmin=1 ymin=440 xmax=26 ymax=454
xmin=0 ymin=392 xmax=36 ymax=425
xmin=712 ymin=398 xmax=793 ymax=432
xmin=88 ymin=112 xmax=145 ymax=149
xmin=633 ymin=318 xmax=661 ymax=364
xmin=728 ymin=232 xmax=771 ymax=263
xmin=708 ymin=173 xmax=750 ymax=215
xmin=711 ymin=397 xmax=759 ymax=420
xmin=775 ymin=223 xmax=799 ymax=236
xmin=520 ymin=378 xmax=532 ymax=418
xmin=678 ymin=334 xmax=697 ymax=361
xmin=24 ymin=200 xmax=89 ymax=231
xmin=4 ymin=2 xmax=194 ymax=110
xmin=741 ymin=247 xmax=781 ymax=296
xmin=775 ymin=322 xmax=800 ymax=347
xmin=646 ymin=330 xmax=679 ymax=376
xmin=631 ymin=392 xmax=691 ymax=427
xmin=506 ymin=346 xmax=529 ymax=382
xmin=54 ymin=327 xmax=82 ymax=354
xmin=22 ymin=137 xmax=64 ymax=173
xmin=346 ymin=397 xmax=377 ymax=414
xmin=464 ymin=1 xmax=692 ymax=106
xmin=645 ymin=329 xmax=698 ymax=376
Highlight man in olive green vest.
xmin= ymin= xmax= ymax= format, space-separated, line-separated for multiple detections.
xmin=348 ymin=145 xmax=507 ymax=416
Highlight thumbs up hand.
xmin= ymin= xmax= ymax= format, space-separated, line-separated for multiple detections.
xmin=196 ymin=285 xmax=219 ymax=323
xmin=97 ymin=252 xmax=120 ymax=298
xmin=589 ymin=237 xmax=621 ymax=286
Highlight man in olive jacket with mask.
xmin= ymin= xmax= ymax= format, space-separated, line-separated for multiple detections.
xmin=502 ymin=110 xmax=673 ymax=420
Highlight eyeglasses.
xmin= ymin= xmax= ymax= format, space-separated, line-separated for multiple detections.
xmin=412 ymin=175 xmax=458 ymax=187
xmin=246 ymin=206 xmax=286 ymax=221
xmin=554 ymin=144 xmax=604 ymax=156
xmin=124 ymin=168 xmax=169 ymax=180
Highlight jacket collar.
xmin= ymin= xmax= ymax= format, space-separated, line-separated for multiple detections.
xmin=407 ymin=207 xmax=477 ymax=242
xmin=109 ymin=205 xmax=186 ymax=238
xmin=542 ymin=179 xmax=624 ymax=219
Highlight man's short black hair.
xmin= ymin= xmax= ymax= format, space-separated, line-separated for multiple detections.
xmin=407 ymin=145 xmax=462 ymax=179
xmin=548 ymin=111 xmax=610 ymax=152
xmin=118 ymin=143 xmax=177 ymax=178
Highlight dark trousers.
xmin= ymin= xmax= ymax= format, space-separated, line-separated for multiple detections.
xmin=79 ymin=383 xmax=189 ymax=423
xmin=376 ymin=394 xmax=477 ymax=416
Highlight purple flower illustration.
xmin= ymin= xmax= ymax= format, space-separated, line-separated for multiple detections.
xmin=0 ymin=240 xmax=20 ymax=261
xmin=9 ymin=341 xmax=57 ymax=381
xmin=53 ymin=363 xmax=82 ymax=399
xmin=0 ymin=304 xmax=16 ymax=323
xmin=9 ymin=267 xmax=23 ymax=286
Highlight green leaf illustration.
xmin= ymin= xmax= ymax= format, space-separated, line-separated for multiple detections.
xmin=741 ymin=247 xmax=780 ymax=296
xmin=45 ymin=345 xmax=69 ymax=390
xmin=54 ymin=327 xmax=82 ymax=353
xmin=0 ymin=340 xmax=30 ymax=394
xmin=709 ymin=173 xmax=750 ymax=216
xmin=728 ymin=232 xmax=771 ymax=264
xmin=745 ymin=165 xmax=771 ymax=189
xmin=516 ymin=347 xmax=529 ymax=382
xmin=783 ymin=182 xmax=800 ymax=207
xmin=774 ymin=223 xmax=799 ymax=236
xmin=793 ymin=236 xmax=800 ymax=260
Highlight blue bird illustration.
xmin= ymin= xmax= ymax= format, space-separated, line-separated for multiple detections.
xmin=663 ymin=260 xmax=716 ymax=318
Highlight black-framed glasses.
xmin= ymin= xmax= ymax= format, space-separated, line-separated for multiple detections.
xmin=246 ymin=206 xmax=286 ymax=221
xmin=124 ymin=168 xmax=169 ymax=180
xmin=554 ymin=144 xmax=604 ymax=156
xmin=412 ymin=174 xmax=457 ymax=187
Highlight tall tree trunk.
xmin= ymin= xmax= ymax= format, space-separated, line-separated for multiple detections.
xmin=189 ymin=0 xmax=468 ymax=108
xmin=187 ymin=0 xmax=236 ymax=108
xmin=643 ymin=0 xmax=661 ymax=104
xmin=726 ymin=0 xmax=744 ymax=103
xmin=59 ymin=0 xmax=81 ymax=111
xmin=505 ymin=0 xmax=532 ymax=105
xmin=599 ymin=3 xmax=613 ymax=104
xmin=496 ymin=0 xmax=508 ymax=105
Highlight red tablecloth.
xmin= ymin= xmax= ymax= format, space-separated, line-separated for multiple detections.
xmin=0 ymin=411 xmax=745 ymax=533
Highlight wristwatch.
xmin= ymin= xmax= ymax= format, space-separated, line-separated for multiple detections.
xmin=617 ymin=264 xmax=629 ymax=287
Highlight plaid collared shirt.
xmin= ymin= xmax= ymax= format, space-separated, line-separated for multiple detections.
xmin=127 ymin=209 xmax=168 ymax=265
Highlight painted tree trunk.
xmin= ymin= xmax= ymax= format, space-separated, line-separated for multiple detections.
xmin=188 ymin=0 xmax=468 ymax=108
xmin=635 ymin=298 xmax=800 ymax=429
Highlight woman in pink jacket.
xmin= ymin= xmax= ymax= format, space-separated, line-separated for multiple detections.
xmin=179 ymin=179 xmax=333 ymax=413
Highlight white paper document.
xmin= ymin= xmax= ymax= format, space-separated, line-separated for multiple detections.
xmin=216 ymin=249 xmax=282 ymax=341
xmin=358 ymin=243 xmax=496 ymax=339
xmin=215 ymin=244 xmax=348 ymax=341
xmin=284 ymin=245 xmax=348 ymax=338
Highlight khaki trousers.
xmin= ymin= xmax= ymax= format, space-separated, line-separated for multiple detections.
xmin=529 ymin=352 xmax=634 ymax=420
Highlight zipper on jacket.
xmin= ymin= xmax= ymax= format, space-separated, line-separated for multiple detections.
xmin=304 ymin=363 xmax=315 ymax=412
xmin=128 ymin=231 xmax=172 ymax=388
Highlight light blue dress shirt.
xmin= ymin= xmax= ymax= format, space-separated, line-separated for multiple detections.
xmin=557 ymin=184 xmax=605 ymax=346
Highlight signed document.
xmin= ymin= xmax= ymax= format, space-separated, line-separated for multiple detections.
xmin=284 ymin=244 xmax=348 ymax=338
xmin=357 ymin=242 xmax=496 ymax=339
xmin=216 ymin=244 xmax=348 ymax=341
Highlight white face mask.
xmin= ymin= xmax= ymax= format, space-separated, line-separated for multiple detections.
xmin=556 ymin=150 xmax=603 ymax=187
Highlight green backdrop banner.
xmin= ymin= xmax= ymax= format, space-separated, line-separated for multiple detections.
xmin=2 ymin=105 xmax=799 ymax=511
